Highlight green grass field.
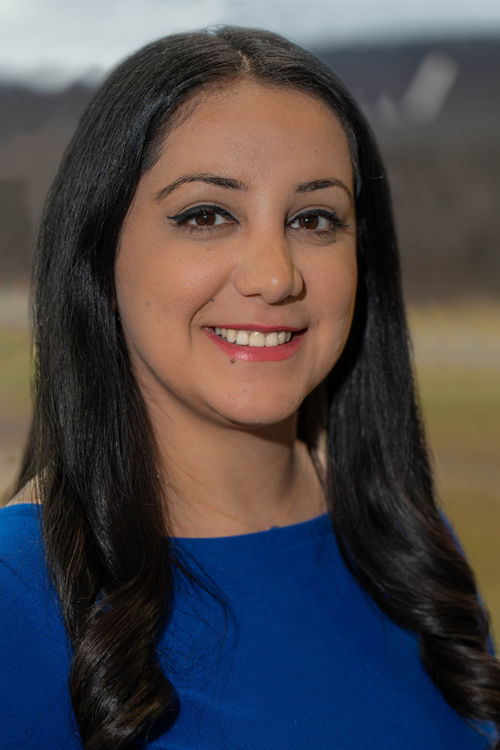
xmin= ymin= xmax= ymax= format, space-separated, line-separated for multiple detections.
xmin=0 ymin=327 xmax=31 ymax=415
xmin=415 ymin=366 xmax=500 ymax=646
xmin=410 ymin=304 xmax=500 ymax=645
xmin=1 ymin=303 xmax=499 ymax=644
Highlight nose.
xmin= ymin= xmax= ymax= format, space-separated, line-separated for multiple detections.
xmin=233 ymin=231 xmax=304 ymax=304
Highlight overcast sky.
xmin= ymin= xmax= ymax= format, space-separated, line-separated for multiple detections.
xmin=1 ymin=0 xmax=500 ymax=89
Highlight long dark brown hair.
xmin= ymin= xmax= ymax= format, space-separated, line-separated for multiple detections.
xmin=17 ymin=26 xmax=500 ymax=749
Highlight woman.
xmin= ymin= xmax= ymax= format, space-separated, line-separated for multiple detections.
xmin=1 ymin=27 xmax=499 ymax=750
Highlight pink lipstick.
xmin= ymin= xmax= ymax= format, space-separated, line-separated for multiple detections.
xmin=204 ymin=326 xmax=306 ymax=362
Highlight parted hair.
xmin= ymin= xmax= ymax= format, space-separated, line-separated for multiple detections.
xmin=17 ymin=26 xmax=500 ymax=749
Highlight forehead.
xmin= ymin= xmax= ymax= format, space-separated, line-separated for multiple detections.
xmin=148 ymin=81 xmax=353 ymax=193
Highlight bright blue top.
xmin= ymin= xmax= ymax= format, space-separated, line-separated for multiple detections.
xmin=0 ymin=504 xmax=495 ymax=749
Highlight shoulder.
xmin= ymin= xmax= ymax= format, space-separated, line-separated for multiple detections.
xmin=0 ymin=496 xmax=52 ymax=628
xmin=0 ymin=495 xmax=65 ymax=638
xmin=0 ymin=495 xmax=43 ymax=566
xmin=0 ymin=493 xmax=68 ymax=647
xmin=0 ymin=501 xmax=49 ymax=622
xmin=0 ymin=494 xmax=70 ymax=676
xmin=0 ymin=504 xmax=78 ymax=748
xmin=0 ymin=479 xmax=43 ymax=576
xmin=4 ymin=477 xmax=40 ymax=507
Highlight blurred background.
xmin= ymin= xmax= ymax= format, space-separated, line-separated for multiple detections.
xmin=0 ymin=0 xmax=499 ymax=640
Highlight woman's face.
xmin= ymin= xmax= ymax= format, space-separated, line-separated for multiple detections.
xmin=115 ymin=81 xmax=357 ymax=430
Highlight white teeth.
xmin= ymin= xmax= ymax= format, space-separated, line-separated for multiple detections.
xmin=236 ymin=330 xmax=249 ymax=346
xmin=265 ymin=332 xmax=279 ymax=347
xmin=249 ymin=331 xmax=265 ymax=347
xmin=214 ymin=327 xmax=296 ymax=347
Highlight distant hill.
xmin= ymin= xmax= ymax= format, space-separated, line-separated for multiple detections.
xmin=318 ymin=36 xmax=500 ymax=140
xmin=0 ymin=83 xmax=94 ymax=146
xmin=0 ymin=84 xmax=94 ymax=276
xmin=317 ymin=37 xmax=500 ymax=300
xmin=0 ymin=36 xmax=499 ymax=300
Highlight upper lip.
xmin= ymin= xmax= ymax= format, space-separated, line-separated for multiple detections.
xmin=207 ymin=324 xmax=305 ymax=333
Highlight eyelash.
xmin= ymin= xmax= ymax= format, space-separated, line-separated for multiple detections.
xmin=167 ymin=204 xmax=349 ymax=237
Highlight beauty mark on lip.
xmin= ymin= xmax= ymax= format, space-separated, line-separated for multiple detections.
xmin=204 ymin=326 xmax=306 ymax=362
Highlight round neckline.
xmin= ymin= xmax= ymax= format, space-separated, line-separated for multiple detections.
xmin=171 ymin=511 xmax=333 ymax=559
xmin=1 ymin=505 xmax=334 ymax=560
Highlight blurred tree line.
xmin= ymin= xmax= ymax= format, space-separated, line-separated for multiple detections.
xmin=0 ymin=36 xmax=499 ymax=301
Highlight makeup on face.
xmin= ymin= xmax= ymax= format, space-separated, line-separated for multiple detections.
xmin=204 ymin=326 xmax=306 ymax=362
xmin=115 ymin=81 xmax=357 ymax=429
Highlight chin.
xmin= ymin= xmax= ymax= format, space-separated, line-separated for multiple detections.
xmin=212 ymin=393 xmax=303 ymax=430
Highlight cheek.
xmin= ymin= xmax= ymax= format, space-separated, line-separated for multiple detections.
xmin=114 ymin=258 xmax=203 ymax=394
xmin=309 ymin=249 xmax=357 ymax=371
xmin=327 ymin=255 xmax=357 ymax=323
xmin=115 ymin=238 xmax=222 ymax=335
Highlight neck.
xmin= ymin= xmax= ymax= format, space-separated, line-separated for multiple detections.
xmin=147 ymin=395 xmax=325 ymax=538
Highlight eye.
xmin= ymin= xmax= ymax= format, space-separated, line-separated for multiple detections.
xmin=288 ymin=209 xmax=348 ymax=233
xmin=289 ymin=214 xmax=332 ymax=231
xmin=187 ymin=211 xmax=227 ymax=227
xmin=167 ymin=204 xmax=238 ymax=230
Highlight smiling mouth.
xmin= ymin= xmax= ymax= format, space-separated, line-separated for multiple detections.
xmin=204 ymin=325 xmax=306 ymax=362
xmin=213 ymin=327 xmax=295 ymax=347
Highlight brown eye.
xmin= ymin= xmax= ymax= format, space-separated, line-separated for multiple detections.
xmin=187 ymin=211 xmax=227 ymax=227
xmin=195 ymin=212 xmax=215 ymax=226
xmin=169 ymin=205 xmax=238 ymax=230
xmin=289 ymin=213 xmax=334 ymax=231
xmin=298 ymin=215 xmax=319 ymax=229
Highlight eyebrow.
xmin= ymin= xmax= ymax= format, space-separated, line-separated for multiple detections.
xmin=154 ymin=173 xmax=246 ymax=202
xmin=154 ymin=173 xmax=353 ymax=204
xmin=295 ymin=178 xmax=353 ymax=204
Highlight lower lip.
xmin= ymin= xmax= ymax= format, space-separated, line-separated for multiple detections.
xmin=204 ymin=327 xmax=306 ymax=362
